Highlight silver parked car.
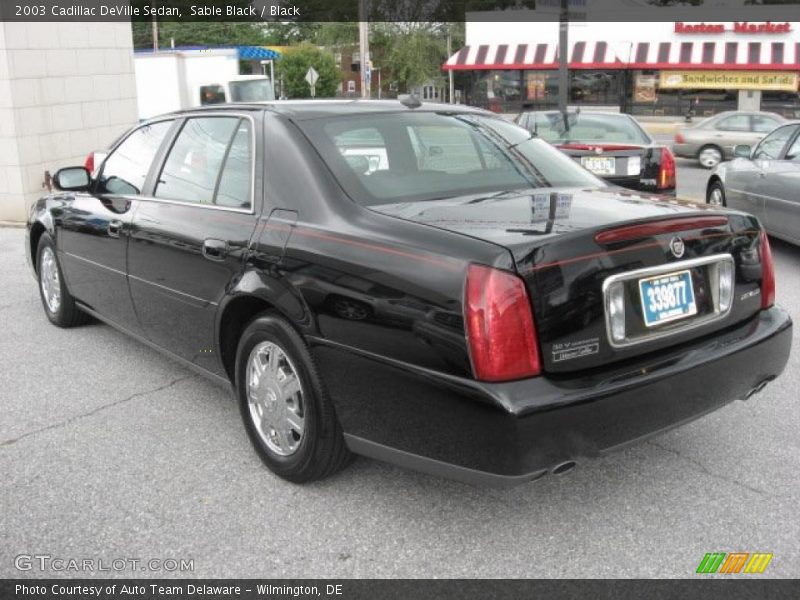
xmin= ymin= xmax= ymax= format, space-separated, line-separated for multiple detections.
xmin=706 ymin=121 xmax=800 ymax=245
xmin=674 ymin=111 xmax=786 ymax=168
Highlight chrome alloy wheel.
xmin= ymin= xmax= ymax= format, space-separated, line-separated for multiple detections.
xmin=709 ymin=186 xmax=725 ymax=206
xmin=246 ymin=341 xmax=306 ymax=456
xmin=40 ymin=247 xmax=62 ymax=314
xmin=699 ymin=146 xmax=722 ymax=169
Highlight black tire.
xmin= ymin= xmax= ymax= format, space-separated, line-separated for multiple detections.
xmin=706 ymin=180 xmax=727 ymax=207
xmin=235 ymin=312 xmax=351 ymax=483
xmin=36 ymin=233 xmax=90 ymax=328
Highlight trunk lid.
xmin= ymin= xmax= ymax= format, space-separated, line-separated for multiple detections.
xmin=372 ymin=187 xmax=765 ymax=373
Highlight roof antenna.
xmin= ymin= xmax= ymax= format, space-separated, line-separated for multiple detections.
xmin=400 ymin=94 xmax=422 ymax=109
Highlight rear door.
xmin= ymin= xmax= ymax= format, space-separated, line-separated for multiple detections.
xmin=57 ymin=119 xmax=175 ymax=332
xmin=713 ymin=113 xmax=760 ymax=155
xmin=127 ymin=112 xmax=261 ymax=375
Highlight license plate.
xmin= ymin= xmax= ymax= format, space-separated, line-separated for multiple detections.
xmin=638 ymin=270 xmax=697 ymax=327
xmin=581 ymin=156 xmax=615 ymax=175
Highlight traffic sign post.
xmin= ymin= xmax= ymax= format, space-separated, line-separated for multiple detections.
xmin=305 ymin=67 xmax=319 ymax=98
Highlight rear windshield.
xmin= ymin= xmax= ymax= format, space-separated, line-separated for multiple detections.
xmin=528 ymin=113 xmax=651 ymax=145
xmin=299 ymin=112 xmax=603 ymax=206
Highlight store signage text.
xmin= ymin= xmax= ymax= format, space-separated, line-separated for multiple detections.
xmin=659 ymin=70 xmax=798 ymax=92
xmin=674 ymin=22 xmax=792 ymax=35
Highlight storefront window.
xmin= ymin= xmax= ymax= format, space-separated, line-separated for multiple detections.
xmin=570 ymin=71 xmax=621 ymax=105
xmin=472 ymin=70 xmax=524 ymax=112
xmin=630 ymin=70 xmax=739 ymax=117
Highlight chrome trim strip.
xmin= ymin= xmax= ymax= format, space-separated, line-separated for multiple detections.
xmin=602 ymin=253 xmax=735 ymax=349
xmin=64 ymin=251 xmax=218 ymax=307
xmin=128 ymin=273 xmax=218 ymax=307
xmin=62 ymin=251 xmax=126 ymax=277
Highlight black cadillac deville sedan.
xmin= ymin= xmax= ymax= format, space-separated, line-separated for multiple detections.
xmin=26 ymin=100 xmax=792 ymax=486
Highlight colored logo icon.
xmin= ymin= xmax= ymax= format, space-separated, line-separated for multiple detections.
xmin=696 ymin=552 xmax=773 ymax=574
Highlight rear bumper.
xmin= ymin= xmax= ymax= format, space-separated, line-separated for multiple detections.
xmin=604 ymin=177 xmax=675 ymax=196
xmin=313 ymin=307 xmax=792 ymax=486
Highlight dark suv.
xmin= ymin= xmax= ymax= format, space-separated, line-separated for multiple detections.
xmin=27 ymin=101 xmax=791 ymax=486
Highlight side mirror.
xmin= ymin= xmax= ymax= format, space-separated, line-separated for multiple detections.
xmin=733 ymin=144 xmax=752 ymax=159
xmin=53 ymin=167 xmax=91 ymax=191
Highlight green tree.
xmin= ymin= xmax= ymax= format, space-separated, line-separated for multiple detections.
xmin=276 ymin=42 xmax=339 ymax=98
xmin=381 ymin=23 xmax=457 ymax=92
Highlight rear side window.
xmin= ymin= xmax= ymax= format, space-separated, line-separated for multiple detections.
xmin=155 ymin=117 xmax=252 ymax=209
xmin=715 ymin=115 xmax=750 ymax=132
xmin=215 ymin=120 xmax=253 ymax=208
xmin=97 ymin=121 xmax=172 ymax=195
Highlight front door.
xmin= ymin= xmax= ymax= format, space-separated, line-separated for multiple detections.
xmin=127 ymin=114 xmax=260 ymax=375
xmin=759 ymin=127 xmax=800 ymax=243
xmin=58 ymin=120 xmax=175 ymax=332
xmin=747 ymin=123 xmax=799 ymax=234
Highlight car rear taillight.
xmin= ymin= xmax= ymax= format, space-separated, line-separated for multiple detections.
xmin=658 ymin=147 xmax=676 ymax=190
xmin=464 ymin=264 xmax=541 ymax=382
xmin=675 ymin=132 xmax=686 ymax=144
xmin=760 ymin=230 xmax=775 ymax=309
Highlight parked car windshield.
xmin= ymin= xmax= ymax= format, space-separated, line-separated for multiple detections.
xmin=525 ymin=113 xmax=651 ymax=145
xmin=301 ymin=112 xmax=604 ymax=206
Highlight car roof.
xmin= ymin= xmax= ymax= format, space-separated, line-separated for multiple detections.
xmin=164 ymin=99 xmax=491 ymax=121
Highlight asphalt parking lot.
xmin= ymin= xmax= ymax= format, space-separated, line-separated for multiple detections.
xmin=1 ymin=183 xmax=798 ymax=577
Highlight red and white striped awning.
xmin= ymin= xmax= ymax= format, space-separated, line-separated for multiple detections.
xmin=443 ymin=41 xmax=800 ymax=71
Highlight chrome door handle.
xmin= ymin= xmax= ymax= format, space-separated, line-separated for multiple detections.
xmin=202 ymin=238 xmax=227 ymax=261
xmin=108 ymin=219 xmax=122 ymax=238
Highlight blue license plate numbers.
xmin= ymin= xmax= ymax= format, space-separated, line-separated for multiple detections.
xmin=638 ymin=270 xmax=697 ymax=327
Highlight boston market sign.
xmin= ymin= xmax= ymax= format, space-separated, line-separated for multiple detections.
xmin=675 ymin=22 xmax=792 ymax=34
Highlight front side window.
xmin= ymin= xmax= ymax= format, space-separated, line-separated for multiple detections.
xmin=97 ymin=120 xmax=173 ymax=195
xmin=300 ymin=112 xmax=602 ymax=206
xmin=785 ymin=134 xmax=800 ymax=161
xmin=752 ymin=115 xmax=780 ymax=134
xmin=155 ymin=117 xmax=252 ymax=208
xmin=754 ymin=124 xmax=797 ymax=160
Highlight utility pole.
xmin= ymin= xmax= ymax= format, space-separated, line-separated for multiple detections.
xmin=447 ymin=26 xmax=454 ymax=104
xmin=558 ymin=0 xmax=569 ymax=129
xmin=151 ymin=1 xmax=158 ymax=51
xmin=358 ymin=0 xmax=370 ymax=99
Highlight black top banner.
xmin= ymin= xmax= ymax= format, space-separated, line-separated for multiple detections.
xmin=2 ymin=0 xmax=800 ymax=22
xmin=2 ymin=579 xmax=800 ymax=600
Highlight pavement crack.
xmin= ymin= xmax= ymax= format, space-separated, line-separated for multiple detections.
xmin=646 ymin=439 xmax=771 ymax=497
xmin=0 ymin=374 xmax=195 ymax=448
